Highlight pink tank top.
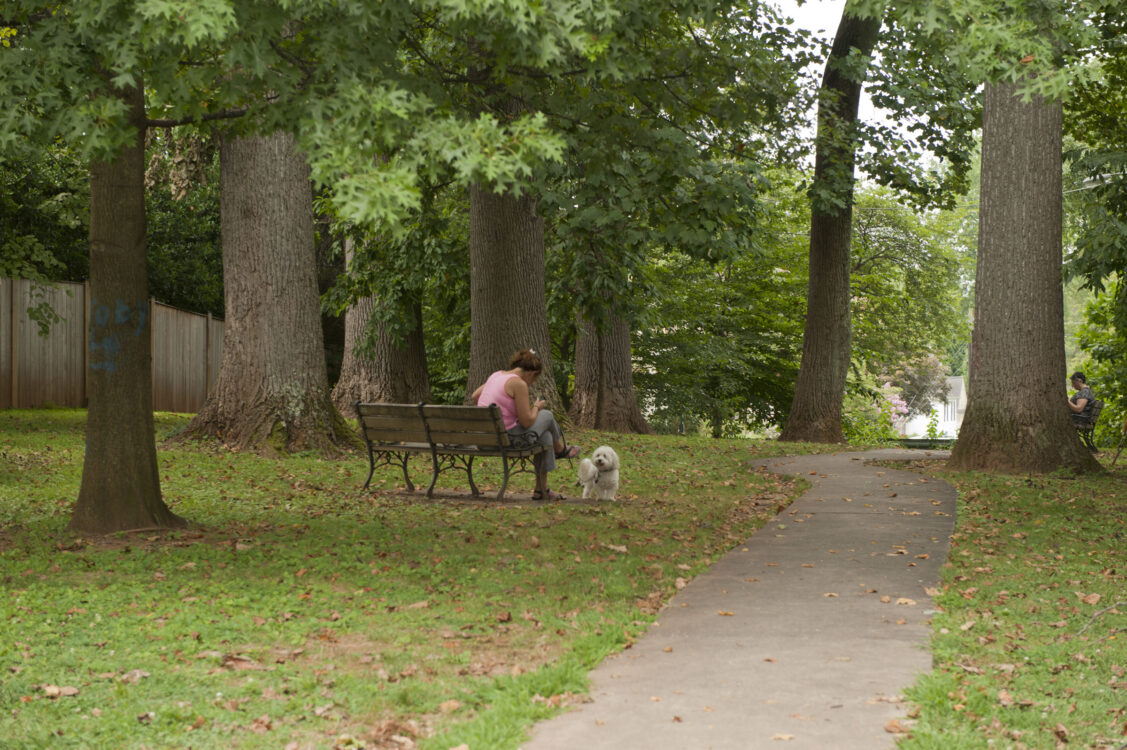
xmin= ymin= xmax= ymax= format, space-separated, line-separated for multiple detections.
xmin=476 ymin=371 xmax=521 ymax=430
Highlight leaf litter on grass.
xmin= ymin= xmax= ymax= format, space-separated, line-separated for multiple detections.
xmin=0 ymin=411 xmax=812 ymax=749
xmin=881 ymin=460 xmax=1127 ymax=750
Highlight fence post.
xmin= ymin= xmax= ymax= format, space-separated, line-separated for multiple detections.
xmin=7 ymin=279 xmax=15 ymax=408
xmin=205 ymin=311 xmax=213 ymax=402
xmin=10 ymin=279 xmax=19 ymax=408
xmin=150 ymin=297 xmax=156 ymax=411
xmin=83 ymin=280 xmax=90 ymax=407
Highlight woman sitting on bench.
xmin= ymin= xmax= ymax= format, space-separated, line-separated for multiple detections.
xmin=471 ymin=349 xmax=580 ymax=500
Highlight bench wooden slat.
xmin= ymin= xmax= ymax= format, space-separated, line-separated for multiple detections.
xmin=425 ymin=415 xmax=503 ymax=431
xmin=422 ymin=407 xmax=497 ymax=418
xmin=420 ymin=404 xmax=498 ymax=417
xmin=362 ymin=423 xmax=426 ymax=437
xmin=433 ymin=445 xmax=538 ymax=457
xmin=428 ymin=430 xmax=507 ymax=447
xmin=358 ymin=412 xmax=424 ymax=426
xmin=357 ymin=404 xmax=423 ymax=417
xmin=423 ymin=408 xmax=501 ymax=424
xmin=363 ymin=429 xmax=431 ymax=445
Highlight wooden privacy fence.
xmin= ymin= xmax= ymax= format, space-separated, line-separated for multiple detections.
xmin=1 ymin=278 xmax=224 ymax=413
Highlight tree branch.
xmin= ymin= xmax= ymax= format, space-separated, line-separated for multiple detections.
xmin=1075 ymin=600 xmax=1127 ymax=636
xmin=147 ymin=108 xmax=249 ymax=129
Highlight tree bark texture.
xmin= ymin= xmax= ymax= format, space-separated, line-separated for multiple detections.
xmin=949 ymin=82 xmax=1098 ymax=473
xmin=779 ymin=3 xmax=884 ymax=444
xmin=332 ymin=241 xmax=431 ymax=417
xmin=180 ymin=131 xmax=348 ymax=453
xmin=466 ymin=184 xmax=563 ymax=410
xmin=569 ymin=310 xmax=651 ymax=433
xmin=70 ymin=79 xmax=186 ymax=534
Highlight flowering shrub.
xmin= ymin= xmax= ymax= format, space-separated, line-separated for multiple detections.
xmin=842 ymin=381 xmax=908 ymax=445
xmin=881 ymin=382 xmax=909 ymax=422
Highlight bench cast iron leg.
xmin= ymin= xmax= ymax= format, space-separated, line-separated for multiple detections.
xmin=425 ymin=449 xmax=440 ymax=498
xmin=362 ymin=446 xmax=376 ymax=491
xmin=465 ymin=456 xmax=480 ymax=497
xmin=496 ymin=456 xmax=512 ymax=501
xmin=398 ymin=454 xmax=415 ymax=492
xmin=1079 ymin=429 xmax=1097 ymax=452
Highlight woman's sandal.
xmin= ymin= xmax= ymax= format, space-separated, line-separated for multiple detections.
xmin=532 ymin=489 xmax=565 ymax=501
xmin=555 ymin=445 xmax=580 ymax=460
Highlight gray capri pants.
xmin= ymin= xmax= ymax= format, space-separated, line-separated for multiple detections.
xmin=507 ymin=409 xmax=564 ymax=473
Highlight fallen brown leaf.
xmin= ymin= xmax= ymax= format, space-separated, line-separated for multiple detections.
xmin=884 ymin=719 xmax=906 ymax=733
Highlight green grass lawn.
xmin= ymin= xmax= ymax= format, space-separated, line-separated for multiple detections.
xmin=2 ymin=411 xmax=1123 ymax=749
xmin=0 ymin=409 xmax=826 ymax=749
xmin=894 ymin=461 xmax=1127 ymax=750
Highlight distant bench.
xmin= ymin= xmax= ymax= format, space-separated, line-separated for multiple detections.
xmin=354 ymin=402 xmax=546 ymax=500
xmin=896 ymin=438 xmax=955 ymax=450
xmin=1073 ymin=398 xmax=1104 ymax=451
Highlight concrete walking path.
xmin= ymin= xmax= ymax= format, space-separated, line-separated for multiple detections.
xmin=520 ymin=448 xmax=957 ymax=750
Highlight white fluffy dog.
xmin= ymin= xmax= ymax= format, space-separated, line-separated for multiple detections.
xmin=578 ymin=445 xmax=620 ymax=501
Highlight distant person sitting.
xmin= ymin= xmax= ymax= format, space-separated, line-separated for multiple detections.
xmin=1067 ymin=371 xmax=1095 ymax=427
xmin=1067 ymin=372 xmax=1101 ymax=453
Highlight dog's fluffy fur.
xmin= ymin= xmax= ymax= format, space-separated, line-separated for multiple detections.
xmin=577 ymin=445 xmax=620 ymax=501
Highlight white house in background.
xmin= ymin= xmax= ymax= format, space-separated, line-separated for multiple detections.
xmin=897 ymin=376 xmax=967 ymax=439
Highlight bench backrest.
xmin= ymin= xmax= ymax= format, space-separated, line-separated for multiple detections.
xmin=421 ymin=404 xmax=512 ymax=449
xmin=1090 ymin=399 xmax=1105 ymax=422
xmin=355 ymin=403 xmax=429 ymax=445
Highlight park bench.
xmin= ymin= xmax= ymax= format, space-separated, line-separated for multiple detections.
xmin=1073 ymin=398 xmax=1104 ymax=451
xmin=355 ymin=402 xmax=546 ymax=500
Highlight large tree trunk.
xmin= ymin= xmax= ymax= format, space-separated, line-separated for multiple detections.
xmin=179 ymin=131 xmax=349 ymax=453
xmin=570 ymin=309 xmax=650 ymax=433
xmin=779 ymin=2 xmax=884 ymax=444
xmin=332 ymin=239 xmax=431 ymax=417
xmin=949 ymin=82 xmax=1098 ymax=473
xmin=70 ymin=78 xmax=186 ymax=534
xmin=466 ymin=184 xmax=563 ymax=410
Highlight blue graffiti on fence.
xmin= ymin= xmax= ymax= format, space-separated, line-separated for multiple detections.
xmin=89 ymin=298 xmax=148 ymax=374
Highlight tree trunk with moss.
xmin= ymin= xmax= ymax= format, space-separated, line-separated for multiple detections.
xmin=179 ymin=131 xmax=348 ymax=453
xmin=70 ymin=77 xmax=186 ymax=534
xmin=570 ymin=309 xmax=650 ymax=433
xmin=332 ymin=241 xmax=431 ymax=419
